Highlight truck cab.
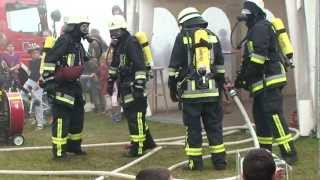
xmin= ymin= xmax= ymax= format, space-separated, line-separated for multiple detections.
xmin=0 ymin=0 xmax=49 ymax=64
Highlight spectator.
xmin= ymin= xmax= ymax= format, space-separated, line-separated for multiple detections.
xmin=1 ymin=43 xmax=20 ymax=70
xmin=96 ymin=53 xmax=108 ymax=113
xmin=0 ymin=43 xmax=20 ymax=90
xmin=243 ymin=149 xmax=285 ymax=180
xmin=88 ymin=28 xmax=108 ymax=56
xmin=136 ymin=167 xmax=173 ymax=180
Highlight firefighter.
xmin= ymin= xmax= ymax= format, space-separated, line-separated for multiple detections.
xmin=235 ymin=0 xmax=298 ymax=164
xmin=168 ymin=7 xmax=227 ymax=170
xmin=107 ymin=15 xmax=156 ymax=157
xmin=41 ymin=16 xmax=90 ymax=159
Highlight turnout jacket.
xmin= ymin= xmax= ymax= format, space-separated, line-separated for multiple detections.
xmin=238 ymin=19 xmax=287 ymax=95
xmin=168 ymin=28 xmax=225 ymax=103
xmin=108 ymin=31 xmax=147 ymax=105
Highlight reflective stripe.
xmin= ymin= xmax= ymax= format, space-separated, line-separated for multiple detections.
xmin=215 ymin=65 xmax=225 ymax=73
xmin=273 ymin=114 xmax=291 ymax=152
xmin=275 ymin=134 xmax=293 ymax=145
xmin=57 ymin=118 xmax=63 ymax=156
xmin=210 ymin=144 xmax=226 ymax=154
xmin=135 ymin=71 xmax=146 ymax=80
xmin=56 ymin=93 xmax=75 ymax=105
xmin=183 ymin=37 xmax=192 ymax=44
xmin=209 ymin=79 xmax=213 ymax=89
xmin=258 ymin=136 xmax=273 ymax=145
xmin=123 ymin=94 xmax=134 ymax=104
xmin=247 ymin=41 xmax=254 ymax=52
xmin=67 ymin=54 xmax=75 ymax=66
xmin=185 ymin=147 xmax=203 ymax=156
xmin=168 ymin=68 xmax=176 ymax=77
xmin=250 ymin=74 xmax=287 ymax=93
xmin=52 ymin=137 xmax=67 ymax=144
xmin=137 ymin=112 xmax=144 ymax=155
xmin=42 ymin=63 xmax=56 ymax=71
xmin=208 ymin=35 xmax=218 ymax=43
xmin=109 ymin=67 xmax=118 ymax=75
xmin=130 ymin=135 xmax=146 ymax=142
xmin=182 ymin=90 xmax=219 ymax=99
xmin=250 ymin=53 xmax=266 ymax=64
xmin=68 ymin=133 xmax=82 ymax=141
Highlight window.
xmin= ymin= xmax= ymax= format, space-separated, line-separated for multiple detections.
xmin=6 ymin=5 xmax=40 ymax=33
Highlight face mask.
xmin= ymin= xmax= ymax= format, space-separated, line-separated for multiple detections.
xmin=110 ymin=29 xmax=123 ymax=40
xmin=79 ymin=23 xmax=89 ymax=35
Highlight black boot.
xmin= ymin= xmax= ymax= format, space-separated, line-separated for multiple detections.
xmin=211 ymin=153 xmax=227 ymax=170
xmin=143 ymin=130 xmax=157 ymax=151
xmin=66 ymin=140 xmax=87 ymax=155
xmin=184 ymin=156 xmax=203 ymax=171
xmin=280 ymin=143 xmax=298 ymax=165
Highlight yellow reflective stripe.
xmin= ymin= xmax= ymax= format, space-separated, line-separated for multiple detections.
xmin=40 ymin=52 xmax=46 ymax=74
xmin=135 ymin=71 xmax=146 ymax=80
xmin=137 ymin=112 xmax=144 ymax=155
xmin=250 ymin=53 xmax=266 ymax=64
xmin=57 ymin=118 xmax=63 ymax=156
xmin=183 ymin=37 xmax=192 ymax=44
xmin=56 ymin=96 xmax=75 ymax=105
xmin=275 ymin=134 xmax=293 ymax=144
xmin=248 ymin=41 xmax=254 ymax=52
xmin=43 ymin=63 xmax=56 ymax=71
xmin=68 ymin=133 xmax=82 ymax=141
xmin=182 ymin=91 xmax=219 ymax=99
xmin=251 ymin=74 xmax=287 ymax=93
xmin=51 ymin=137 xmax=67 ymax=144
xmin=185 ymin=147 xmax=203 ymax=156
xmin=191 ymin=80 xmax=196 ymax=91
xmin=67 ymin=54 xmax=75 ymax=66
xmin=215 ymin=65 xmax=225 ymax=73
xmin=258 ymin=136 xmax=273 ymax=144
xmin=273 ymin=114 xmax=291 ymax=152
xmin=130 ymin=135 xmax=146 ymax=142
xmin=210 ymin=144 xmax=226 ymax=154
xmin=208 ymin=35 xmax=218 ymax=43
xmin=123 ymin=94 xmax=134 ymax=104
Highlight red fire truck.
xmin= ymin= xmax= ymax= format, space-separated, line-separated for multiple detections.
xmin=0 ymin=0 xmax=49 ymax=63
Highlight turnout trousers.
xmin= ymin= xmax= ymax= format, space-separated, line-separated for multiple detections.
xmin=123 ymin=98 xmax=156 ymax=156
xmin=51 ymin=85 xmax=85 ymax=158
xmin=253 ymin=87 xmax=297 ymax=157
xmin=183 ymin=101 xmax=226 ymax=169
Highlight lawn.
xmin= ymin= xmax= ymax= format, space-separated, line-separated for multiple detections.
xmin=0 ymin=112 xmax=318 ymax=180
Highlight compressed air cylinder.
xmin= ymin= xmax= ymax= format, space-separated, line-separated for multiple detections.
xmin=272 ymin=18 xmax=294 ymax=58
xmin=194 ymin=29 xmax=210 ymax=72
xmin=135 ymin=32 xmax=153 ymax=67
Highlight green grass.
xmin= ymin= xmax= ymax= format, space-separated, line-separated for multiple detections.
xmin=0 ymin=112 xmax=317 ymax=180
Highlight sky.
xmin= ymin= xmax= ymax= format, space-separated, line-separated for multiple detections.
xmin=46 ymin=0 xmax=124 ymax=43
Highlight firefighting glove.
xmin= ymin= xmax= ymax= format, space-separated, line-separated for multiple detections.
xmin=133 ymin=79 xmax=145 ymax=99
xmin=107 ymin=78 xmax=114 ymax=96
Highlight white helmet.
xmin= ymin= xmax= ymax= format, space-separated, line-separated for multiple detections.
xmin=177 ymin=7 xmax=201 ymax=25
xmin=108 ymin=15 xmax=127 ymax=30
xmin=245 ymin=0 xmax=265 ymax=13
xmin=64 ymin=16 xmax=90 ymax=24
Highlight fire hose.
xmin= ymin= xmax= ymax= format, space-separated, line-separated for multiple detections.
xmin=0 ymin=89 xmax=300 ymax=179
